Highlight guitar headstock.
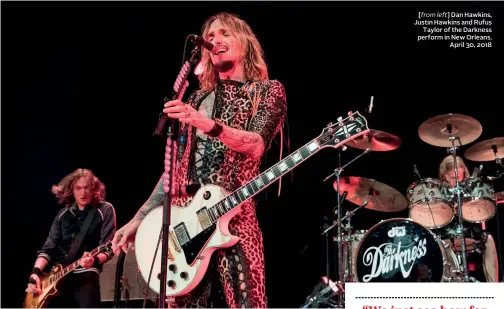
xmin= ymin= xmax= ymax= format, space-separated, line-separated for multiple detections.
xmin=316 ymin=111 xmax=370 ymax=148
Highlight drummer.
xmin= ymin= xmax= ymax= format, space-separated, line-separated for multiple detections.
xmin=438 ymin=155 xmax=499 ymax=282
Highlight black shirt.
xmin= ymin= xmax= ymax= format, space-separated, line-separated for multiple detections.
xmin=37 ymin=201 xmax=116 ymax=274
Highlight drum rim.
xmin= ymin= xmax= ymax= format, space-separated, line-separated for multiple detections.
xmin=352 ymin=217 xmax=444 ymax=282
xmin=460 ymin=176 xmax=492 ymax=183
xmin=408 ymin=197 xmax=454 ymax=208
xmin=407 ymin=177 xmax=446 ymax=192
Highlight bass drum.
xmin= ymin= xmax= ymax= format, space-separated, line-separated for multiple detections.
xmin=353 ymin=218 xmax=461 ymax=282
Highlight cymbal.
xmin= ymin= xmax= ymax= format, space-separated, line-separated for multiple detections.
xmin=334 ymin=176 xmax=408 ymax=212
xmin=464 ymin=137 xmax=504 ymax=162
xmin=495 ymin=192 xmax=504 ymax=204
xmin=418 ymin=113 xmax=482 ymax=147
xmin=345 ymin=129 xmax=401 ymax=151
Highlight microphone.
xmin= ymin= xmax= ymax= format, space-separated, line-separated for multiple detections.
xmin=189 ymin=34 xmax=218 ymax=54
xmin=368 ymin=96 xmax=374 ymax=113
xmin=413 ymin=164 xmax=422 ymax=181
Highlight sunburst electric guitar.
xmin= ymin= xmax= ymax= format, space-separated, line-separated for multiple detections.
xmin=134 ymin=111 xmax=370 ymax=297
xmin=23 ymin=241 xmax=113 ymax=308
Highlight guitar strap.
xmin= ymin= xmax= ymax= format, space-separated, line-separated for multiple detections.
xmin=64 ymin=205 xmax=98 ymax=266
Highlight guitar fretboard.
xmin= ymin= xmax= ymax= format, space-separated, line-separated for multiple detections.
xmin=205 ymin=138 xmax=321 ymax=223
xmin=51 ymin=242 xmax=111 ymax=282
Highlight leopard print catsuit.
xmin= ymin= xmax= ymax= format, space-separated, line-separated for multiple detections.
xmin=168 ymin=79 xmax=287 ymax=308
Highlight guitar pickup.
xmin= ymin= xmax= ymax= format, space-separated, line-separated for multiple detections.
xmin=196 ymin=207 xmax=212 ymax=230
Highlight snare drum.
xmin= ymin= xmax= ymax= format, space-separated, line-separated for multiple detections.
xmin=459 ymin=177 xmax=496 ymax=222
xmin=407 ymin=178 xmax=454 ymax=229
xmin=353 ymin=218 xmax=461 ymax=282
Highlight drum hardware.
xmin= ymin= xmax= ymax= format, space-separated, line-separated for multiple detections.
xmin=299 ymin=277 xmax=341 ymax=308
xmin=408 ymin=165 xmax=451 ymax=231
xmin=465 ymin=137 xmax=504 ymax=180
xmin=418 ymin=113 xmax=484 ymax=282
xmin=446 ymin=135 xmax=469 ymax=282
xmin=322 ymin=147 xmax=371 ymax=308
xmin=458 ymin=177 xmax=497 ymax=222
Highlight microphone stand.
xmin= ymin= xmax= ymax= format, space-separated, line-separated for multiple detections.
xmin=322 ymin=147 xmax=370 ymax=308
xmin=152 ymin=43 xmax=201 ymax=308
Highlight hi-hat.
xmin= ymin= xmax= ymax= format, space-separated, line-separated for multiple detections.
xmin=464 ymin=137 xmax=504 ymax=162
xmin=418 ymin=113 xmax=482 ymax=147
xmin=345 ymin=129 xmax=401 ymax=151
xmin=334 ymin=176 xmax=408 ymax=212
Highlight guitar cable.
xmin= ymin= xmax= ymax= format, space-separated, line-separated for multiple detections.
xmin=141 ymin=224 xmax=163 ymax=308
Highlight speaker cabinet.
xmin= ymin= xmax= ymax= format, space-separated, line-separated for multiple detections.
xmin=99 ymin=247 xmax=157 ymax=303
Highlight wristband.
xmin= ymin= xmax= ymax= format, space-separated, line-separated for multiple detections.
xmin=205 ymin=120 xmax=223 ymax=138
xmin=31 ymin=267 xmax=42 ymax=276
xmin=93 ymin=256 xmax=101 ymax=267
xmin=28 ymin=277 xmax=37 ymax=284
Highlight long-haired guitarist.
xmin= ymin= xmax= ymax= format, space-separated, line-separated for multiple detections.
xmin=112 ymin=12 xmax=287 ymax=308
xmin=25 ymin=168 xmax=117 ymax=307
xmin=437 ymin=155 xmax=500 ymax=283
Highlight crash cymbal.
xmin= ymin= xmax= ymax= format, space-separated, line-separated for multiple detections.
xmin=418 ymin=113 xmax=482 ymax=147
xmin=334 ymin=176 xmax=408 ymax=212
xmin=464 ymin=137 xmax=504 ymax=162
xmin=345 ymin=129 xmax=401 ymax=151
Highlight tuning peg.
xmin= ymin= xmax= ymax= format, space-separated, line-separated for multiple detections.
xmin=337 ymin=116 xmax=342 ymax=122
xmin=348 ymin=111 xmax=353 ymax=116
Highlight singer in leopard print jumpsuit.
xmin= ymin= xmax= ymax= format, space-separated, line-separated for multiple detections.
xmin=111 ymin=12 xmax=287 ymax=308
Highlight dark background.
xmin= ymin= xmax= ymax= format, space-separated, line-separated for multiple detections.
xmin=2 ymin=1 xmax=504 ymax=307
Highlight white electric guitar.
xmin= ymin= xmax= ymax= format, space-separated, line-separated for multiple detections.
xmin=134 ymin=111 xmax=370 ymax=297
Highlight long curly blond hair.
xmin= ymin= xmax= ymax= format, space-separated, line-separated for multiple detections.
xmin=51 ymin=168 xmax=106 ymax=206
xmin=197 ymin=12 xmax=268 ymax=92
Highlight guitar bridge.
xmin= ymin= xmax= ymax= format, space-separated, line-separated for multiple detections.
xmin=170 ymin=231 xmax=181 ymax=253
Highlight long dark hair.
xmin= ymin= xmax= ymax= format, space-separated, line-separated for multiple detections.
xmin=51 ymin=168 xmax=106 ymax=206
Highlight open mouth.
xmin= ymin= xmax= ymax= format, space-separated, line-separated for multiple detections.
xmin=214 ymin=46 xmax=228 ymax=55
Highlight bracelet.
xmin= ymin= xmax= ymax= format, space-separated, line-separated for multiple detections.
xmin=31 ymin=267 xmax=42 ymax=276
xmin=28 ymin=277 xmax=37 ymax=285
xmin=205 ymin=120 xmax=223 ymax=138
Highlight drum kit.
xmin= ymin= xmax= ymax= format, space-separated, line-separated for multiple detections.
xmin=303 ymin=113 xmax=504 ymax=308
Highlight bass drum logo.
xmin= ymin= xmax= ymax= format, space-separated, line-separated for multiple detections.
xmin=356 ymin=219 xmax=444 ymax=282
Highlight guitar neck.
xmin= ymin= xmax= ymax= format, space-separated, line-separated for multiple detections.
xmin=205 ymin=138 xmax=322 ymax=223
xmin=52 ymin=242 xmax=110 ymax=281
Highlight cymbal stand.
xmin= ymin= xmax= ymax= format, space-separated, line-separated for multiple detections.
xmin=448 ymin=136 xmax=470 ymax=282
xmin=492 ymin=144 xmax=504 ymax=169
xmin=323 ymin=147 xmax=371 ymax=308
